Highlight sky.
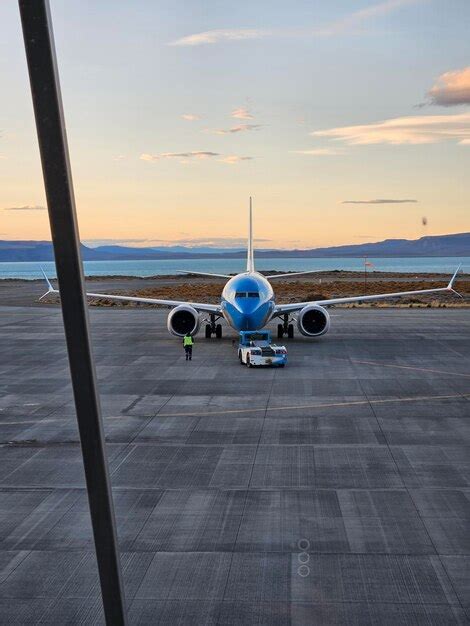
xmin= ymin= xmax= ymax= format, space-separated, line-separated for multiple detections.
xmin=0 ymin=0 xmax=469 ymax=249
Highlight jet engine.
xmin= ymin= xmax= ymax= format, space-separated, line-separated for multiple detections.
xmin=297 ymin=304 xmax=330 ymax=337
xmin=167 ymin=305 xmax=200 ymax=337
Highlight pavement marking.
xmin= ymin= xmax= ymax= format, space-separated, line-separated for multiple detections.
xmin=2 ymin=392 xmax=468 ymax=426
xmin=152 ymin=392 xmax=470 ymax=418
xmin=343 ymin=357 xmax=470 ymax=379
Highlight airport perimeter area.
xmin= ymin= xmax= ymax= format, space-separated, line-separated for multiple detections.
xmin=0 ymin=301 xmax=469 ymax=624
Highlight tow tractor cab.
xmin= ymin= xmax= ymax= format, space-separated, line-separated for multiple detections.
xmin=238 ymin=330 xmax=287 ymax=368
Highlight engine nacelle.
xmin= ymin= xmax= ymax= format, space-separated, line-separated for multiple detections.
xmin=167 ymin=305 xmax=200 ymax=337
xmin=297 ymin=304 xmax=330 ymax=337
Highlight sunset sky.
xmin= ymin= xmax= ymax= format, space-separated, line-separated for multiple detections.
xmin=0 ymin=0 xmax=469 ymax=248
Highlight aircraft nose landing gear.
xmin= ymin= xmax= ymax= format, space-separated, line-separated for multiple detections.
xmin=277 ymin=315 xmax=294 ymax=339
xmin=205 ymin=315 xmax=222 ymax=338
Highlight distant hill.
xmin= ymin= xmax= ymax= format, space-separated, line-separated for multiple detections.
xmin=94 ymin=245 xmax=245 ymax=256
xmin=0 ymin=232 xmax=468 ymax=262
xmin=281 ymin=232 xmax=470 ymax=258
xmin=0 ymin=241 xmax=115 ymax=262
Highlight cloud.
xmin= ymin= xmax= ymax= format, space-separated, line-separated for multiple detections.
xmin=165 ymin=236 xmax=271 ymax=247
xmin=342 ymin=199 xmax=417 ymax=204
xmin=113 ymin=155 xmax=126 ymax=161
xmin=208 ymin=124 xmax=262 ymax=135
xmin=312 ymin=112 xmax=470 ymax=145
xmin=140 ymin=151 xmax=220 ymax=161
xmin=168 ymin=0 xmax=421 ymax=46
xmin=169 ymin=29 xmax=269 ymax=47
xmin=218 ymin=155 xmax=253 ymax=164
xmin=353 ymin=235 xmax=380 ymax=239
xmin=181 ymin=113 xmax=201 ymax=121
xmin=140 ymin=151 xmax=253 ymax=165
xmin=3 ymin=205 xmax=47 ymax=211
xmin=292 ymin=148 xmax=346 ymax=156
xmin=83 ymin=238 xmax=152 ymax=247
xmin=427 ymin=67 xmax=470 ymax=107
xmin=231 ymin=107 xmax=253 ymax=120
xmin=86 ymin=237 xmax=272 ymax=248
xmin=315 ymin=0 xmax=421 ymax=37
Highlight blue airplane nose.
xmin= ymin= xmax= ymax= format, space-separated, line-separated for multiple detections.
xmin=238 ymin=299 xmax=260 ymax=314
xmin=238 ymin=301 xmax=273 ymax=330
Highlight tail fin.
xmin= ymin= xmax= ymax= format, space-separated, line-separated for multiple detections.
xmin=247 ymin=197 xmax=254 ymax=272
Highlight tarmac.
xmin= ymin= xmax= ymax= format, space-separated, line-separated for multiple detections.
xmin=0 ymin=298 xmax=469 ymax=624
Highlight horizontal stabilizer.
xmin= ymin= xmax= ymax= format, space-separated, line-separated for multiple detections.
xmin=266 ymin=270 xmax=322 ymax=279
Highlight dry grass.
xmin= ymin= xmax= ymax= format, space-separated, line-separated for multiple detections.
xmin=42 ymin=277 xmax=469 ymax=308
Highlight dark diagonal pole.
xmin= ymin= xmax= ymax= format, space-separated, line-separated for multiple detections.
xmin=18 ymin=2 xmax=127 ymax=623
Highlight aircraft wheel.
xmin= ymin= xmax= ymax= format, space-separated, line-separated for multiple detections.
xmin=215 ymin=324 xmax=222 ymax=339
xmin=288 ymin=324 xmax=294 ymax=339
xmin=277 ymin=324 xmax=284 ymax=339
xmin=205 ymin=324 xmax=212 ymax=339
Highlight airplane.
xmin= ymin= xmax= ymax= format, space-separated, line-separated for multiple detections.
xmin=40 ymin=199 xmax=462 ymax=340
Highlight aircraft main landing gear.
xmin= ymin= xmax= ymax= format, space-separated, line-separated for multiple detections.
xmin=277 ymin=315 xmax=294 ymax=339
xmin=205 ymin=315 xmax=222 ymax=338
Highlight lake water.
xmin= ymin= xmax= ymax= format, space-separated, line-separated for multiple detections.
xmin=0 ymin=257 xmax=466 ymax=280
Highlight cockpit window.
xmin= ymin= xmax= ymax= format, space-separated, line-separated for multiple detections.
xmin=235 ymin=291 xmax=259 ymax=298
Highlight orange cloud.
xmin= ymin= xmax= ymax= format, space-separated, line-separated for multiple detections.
xmin=312 ymin=112 xmax=470 ymax=145
xmin=140 ymin=152 xmax=253 ymax=165
xmin=428 ymin=67 xmax=470 ymax=106
xmin=140 ymin=151 xmax=219 ymax=161
xmin=169 ymin=29 xmax=268 ymax=46
xmin=208 ymin=124 xmax=262 ymax=135
xmin=231 ymin=107 xmax=254 ymax=120
xmin=3 ymin=205 xmax=47 ymax=211
xmin=218 ymin=155 xmax=253 ymax=164
xmin=292 ymin=148 xmax=346 ymax=156
xmin=168 ymin=0 xmax=422 ymax=46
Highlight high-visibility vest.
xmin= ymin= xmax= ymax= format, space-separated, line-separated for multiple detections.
xmin=183 ymin=335 xmax=194 ymax=346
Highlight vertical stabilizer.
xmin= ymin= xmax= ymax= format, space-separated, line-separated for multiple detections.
xmin=247 ymin=197 xmax=254 ymax=272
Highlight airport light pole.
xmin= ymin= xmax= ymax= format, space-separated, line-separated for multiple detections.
xmin=17 ymin=2 xmax=127 ymax=624
xmin=364 ymin=257 xmax=367 ymax=293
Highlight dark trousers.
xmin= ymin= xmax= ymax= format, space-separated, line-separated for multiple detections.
xmin=184 ymin=346 xmax=192 ymax=360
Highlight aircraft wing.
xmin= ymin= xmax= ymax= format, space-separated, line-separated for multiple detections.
xmin=176 ymin=270 xmax=232 ymax=279
xmin=39 ymin=269 xmax=222 ymax=314
xmin=274 ymin=265 xmax=462 ymax=315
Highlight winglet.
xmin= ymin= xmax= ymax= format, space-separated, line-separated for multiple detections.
xmin=447 ymin=263 xmax=463 ymax=297
xmin=38 ymin=266 xmax=55 ymax=301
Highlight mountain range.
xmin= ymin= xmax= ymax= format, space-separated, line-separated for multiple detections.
xmin=0 ymin=232 xmax=468 ymax=262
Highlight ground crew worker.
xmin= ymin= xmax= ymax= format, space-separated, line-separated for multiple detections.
xmin=183 ymin=332 xmax=194 ymax=361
